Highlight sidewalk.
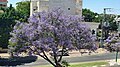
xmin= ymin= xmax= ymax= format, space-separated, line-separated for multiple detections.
xmin=0 ymin=48 xmax=108 ymax=57
xmin=106 ymin=59 xmax=120 ymax=67
xmin=68 ymin=48 xmax=109 ymax=57
xmin=0 ymin=53 xmax=9 ymax=58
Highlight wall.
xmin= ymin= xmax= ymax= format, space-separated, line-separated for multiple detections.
xmin=30 ymin=0 xmax=82 ymax=16
xmin=0 ymin=0 xmax=7 ymax=8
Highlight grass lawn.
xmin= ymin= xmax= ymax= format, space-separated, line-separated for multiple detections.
xmin=34 ymin=61 xmax=109 ymax=67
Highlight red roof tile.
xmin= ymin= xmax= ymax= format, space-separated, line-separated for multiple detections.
xmin=0 ymin=0 xmax=7 ymax=2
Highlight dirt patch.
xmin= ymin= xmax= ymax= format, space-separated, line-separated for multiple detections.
xmin=96 ymin=48 xmax=109 ymax=53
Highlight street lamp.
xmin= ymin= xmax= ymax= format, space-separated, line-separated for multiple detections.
xmin=100 ymin=8 xmax=112 ymax=48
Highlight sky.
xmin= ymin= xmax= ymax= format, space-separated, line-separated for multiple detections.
xmin=8 ymin=0 xmax=120 ymax=14
xmin=8 ymin=0 xmax=23 ymax=7
xmin=83 ymin=0 xmax=120 ymax=14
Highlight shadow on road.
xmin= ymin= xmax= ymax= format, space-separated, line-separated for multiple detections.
xmin=0 ymin=56 xmax=37 ymax=66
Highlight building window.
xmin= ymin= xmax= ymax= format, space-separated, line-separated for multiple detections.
xmin=0 ymin=4 xmax=2 ymax=6
xmin=68 ymin=8 xmax=70 ymax=10
xmin=33 ymin=6 xmax=38 ymax=11
xmin=3 ymin=5 xmax=6 ymax=7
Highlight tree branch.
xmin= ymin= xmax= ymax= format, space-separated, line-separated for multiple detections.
xmin=58 ymin=46 xmax=64 ymax=62
xmin=28 ymin=46 xmax=47 ymax=60
xmin=53 ymin=50 xmax=58 ymax=65
xmin=42 ymin=49 xmax=56 ymax=66
xmin=28 ymin=46 xmax=55 ymax=66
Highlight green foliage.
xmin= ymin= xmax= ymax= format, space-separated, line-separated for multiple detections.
xmin=62 ymin=60 xmax=70 ymax=67
xmin=82 ymin=8 xmax=116 ymax=23
xmin=109 ymin=22 xmax=118 ymax=31
xmin=110 ymin=40 xmax=118 ymax=43
xmin=96 ymin=30 xmax=102 ymax=37
xmin=82 ymin=8 xmax=99 ymax=22
xmin=0 ymin=18 xmax=15 ymax=48
xmin=70 ymin=62 xmax=108 ymax=67
xmin=16 ymin=1 xmax=30 ymax=19
xmin=118 ymin=15 xmax=120 ymax=17
xmin=34 ymin=61 xmax=108 ymax=67
xmin=8 ymin=40 xmax=17 ymax=47
xmin=0 ymin=4 xmax=27 ymax=48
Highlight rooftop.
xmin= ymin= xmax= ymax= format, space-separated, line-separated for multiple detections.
xmin=0 ymin=0 xmax=7 ymax=2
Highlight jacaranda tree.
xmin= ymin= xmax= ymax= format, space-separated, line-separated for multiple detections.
xmin=9 ymin=9 xmax=97 ymax=67
xmin=104 ymin=35 xmax=119 ymax=51
xmin=104 ymin=34 xmax=120 ymax=62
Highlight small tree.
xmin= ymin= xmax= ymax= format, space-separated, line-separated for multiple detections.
xmin=16 ymin=1 xmax=30 ymax=18
xmin=104 ymin=35 xmax=119 ymax=51
xmin=0 ymin=4 xmax=23 ymax=48
xmin=104 ymin=35 xmax=120 ymax=62
xmin=9 ymin=9 xmax=97 ymax=67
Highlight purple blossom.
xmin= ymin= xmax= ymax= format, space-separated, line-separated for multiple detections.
xmin=9 ymin=8 xmax=97 ymax=67
xmin=104 ymin=34 xmax=120 ymax=51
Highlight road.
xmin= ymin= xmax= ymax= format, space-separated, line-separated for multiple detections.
xmin=17 ymin=52 xmax=120 ymax=67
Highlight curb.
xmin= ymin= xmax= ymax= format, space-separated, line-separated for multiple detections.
xmin=92 ymin=65 xmax=120 ymax=67
xmin=92 ymin=62 xmax=120 ymax=67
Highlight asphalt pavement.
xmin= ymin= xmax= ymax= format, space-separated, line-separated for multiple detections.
xmin=16 ymin=52 xmax=120 ymax=67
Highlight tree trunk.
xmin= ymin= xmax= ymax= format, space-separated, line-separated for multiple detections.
xmin=54 ymin=62 xmax=63 ymax=67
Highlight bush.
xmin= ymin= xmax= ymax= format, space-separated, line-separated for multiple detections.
xmin=62 ymin=60 xmax=70 ymax=67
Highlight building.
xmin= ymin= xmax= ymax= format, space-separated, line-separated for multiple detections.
xmin=30 ymin=0 xmax=82 ymax=16
xmin=0 ymin=0 xmax=7 ymax=8
xmin=82 ymin=22 xmax=100 ymax=30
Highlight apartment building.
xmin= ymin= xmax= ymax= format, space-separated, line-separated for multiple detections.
xmin=30 ymin=0 xmax=82 ymax=16
xmin=0 ymin=0 xmax=7 ymax=8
